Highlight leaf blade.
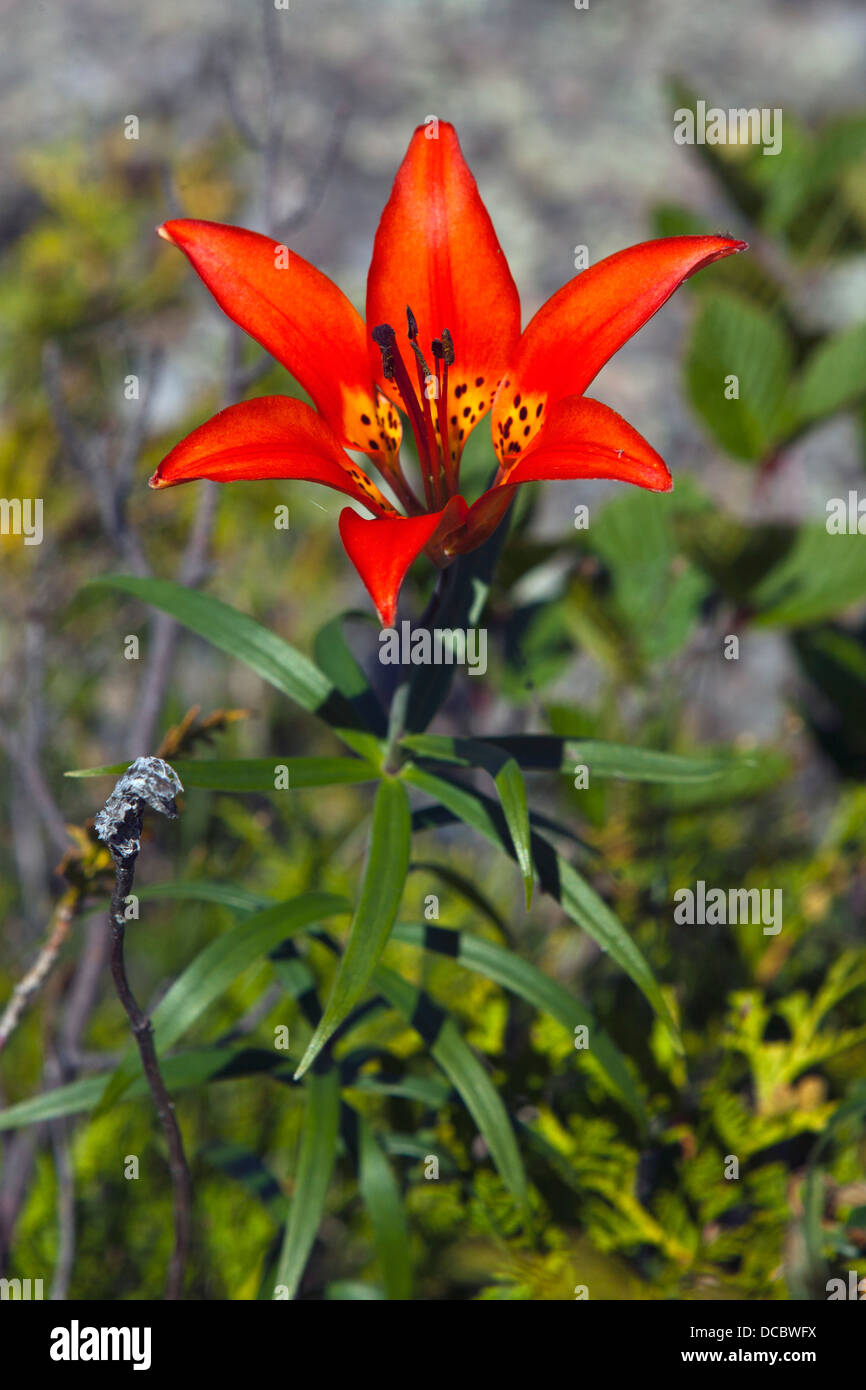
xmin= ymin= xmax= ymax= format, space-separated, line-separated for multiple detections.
xmin=294 ymin=779 xmax=410 ymax=1079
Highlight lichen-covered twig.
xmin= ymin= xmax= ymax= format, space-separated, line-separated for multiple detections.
xmin=96 ymin=757 xmax=192 ymax=1300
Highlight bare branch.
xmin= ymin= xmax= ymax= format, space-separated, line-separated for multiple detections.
xmin=0 ymin=892 xmax=78 ymax=1052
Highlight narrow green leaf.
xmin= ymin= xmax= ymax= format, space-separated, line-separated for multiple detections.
xmin=403 ymin=765 xmax=681 ymax=1055
xmin=375 ymin=964 xmax=531 ymax=1226
xmin=174 ymin=757 xmax=378 ymax=791
xmin=89 ymin=575 xmax=363 ymax=736
xmin=0 ymin=1045 xmax=300 ymax=1131
xmin=67 ymin=757 xmax=379 ymax=788
xmin=273 ymin=1067 xmax=340 ymax=1299
xmin=295 ymin=779 xmax=411 ymax=1079
xmin=402 ymin=734 xmax=534 ymax=902
xmin=357 ymin=1117 xmax=412 ymax=1300
xmin=402 ymin=731 xmax=736 ymax=785
xmin=313 ymin=611 xmax=388 ymax=736
xmin=96 ymin=892 xmax=349 ymax=1113
xmin=391 ymin=922 xmax=645 ymax=1127
xmin=493 ymin=758 xmax=533 ymax=908
xmin=138 ymin=881 xmax=270 ymax=912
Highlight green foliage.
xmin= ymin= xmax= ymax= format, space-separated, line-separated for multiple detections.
xmin=4 ymin=92 xmax=866 ymax=1305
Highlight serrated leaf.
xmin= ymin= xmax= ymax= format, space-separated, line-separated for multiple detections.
xmin=588 ymin=490 xmax=709 ymax=662
xmin=685 ymin=292 xmax=793 ymax=461
xmin=754 ymin=526 xmax=866 ymax=627
xmin=797 ymin=323 xmax=866 ymax=425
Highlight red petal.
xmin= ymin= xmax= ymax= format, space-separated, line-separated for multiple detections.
xmin=149 ymin=396 xmax=396 ymax=515
xmin=366 ymin=122 xmax=520 ymax=453
xmin=492 ymin=234 xmax=746 ymax=465
xmin=457 ymin=396 xmax=671 ymax=550
xmin=339 ymin=497 xmax=468 ymax=627
xmin=158 ymin=219 xmax=397 ymax=457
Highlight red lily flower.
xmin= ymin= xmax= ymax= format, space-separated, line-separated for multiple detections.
xmin=150 ymin=122 xmax=746 ymax=625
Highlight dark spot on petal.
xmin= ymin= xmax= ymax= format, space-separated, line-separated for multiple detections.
xmin=360 ymin=413 xmax=371 ymax=425
xmin=475 ymin=376 xmax=484 ymax=387
xmin=519 ymin=406 xmax=528 ymax=421
xmin=523 ymin=426 xmax=530 ymax=436
xmin=368 ymin=439 xmax=379 ymax=450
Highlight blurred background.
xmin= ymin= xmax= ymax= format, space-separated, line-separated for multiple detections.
xmin=1 ymin=0 xmax=865 ymax=1300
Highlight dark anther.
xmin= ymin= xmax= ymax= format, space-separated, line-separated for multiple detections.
xmin=371 ymin=323 xmax=396 ymax=381
xmin=440 ymin=328 xmax=455 ymax=365
xmin=406 ymin=305 xmax=419 ymax=340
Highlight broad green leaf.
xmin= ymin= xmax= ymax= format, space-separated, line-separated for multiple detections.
xmin=357 ymin=1117 xmax=412 ymax=1300
xmin=588 ymin=490 xmax=710 ymax=662
xmin=89 ymin=575 xmax=364 ymax=737
xmin=295 ymin=779 xmax=410 ymax=1078
xmin=66 ymin=756 xmax=379 ymax=789
xmin=685 ymin=291 xmax=793 ymax=461
xmin=273 ymin=1067 xmax=340 ymax=1299
xmin=403 ymin=765 xmax=681 ymax=1054
xmin=797 ymin=323 xmax=866 ymax=426
xmin=753 ymin=526 xmax=866 ymax=627
xmin=375 ymin=964 xmax=531 ymax=1226
xmin=96 ymin=892 xmax=349 ymax=1113
xmin=391 ymin=922 xmax=645 ymax=1127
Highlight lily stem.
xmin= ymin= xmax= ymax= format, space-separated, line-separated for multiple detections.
xmin=108 ymin=851 xmax=192 ymax=1300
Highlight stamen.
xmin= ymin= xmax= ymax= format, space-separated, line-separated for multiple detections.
xmin=434 ymin=329 xmax=456 ymax=493
xmin=406 ymin=305 xmax=442 ymax=505
xmin=371 ymin=322 xmax=436 ymax=509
